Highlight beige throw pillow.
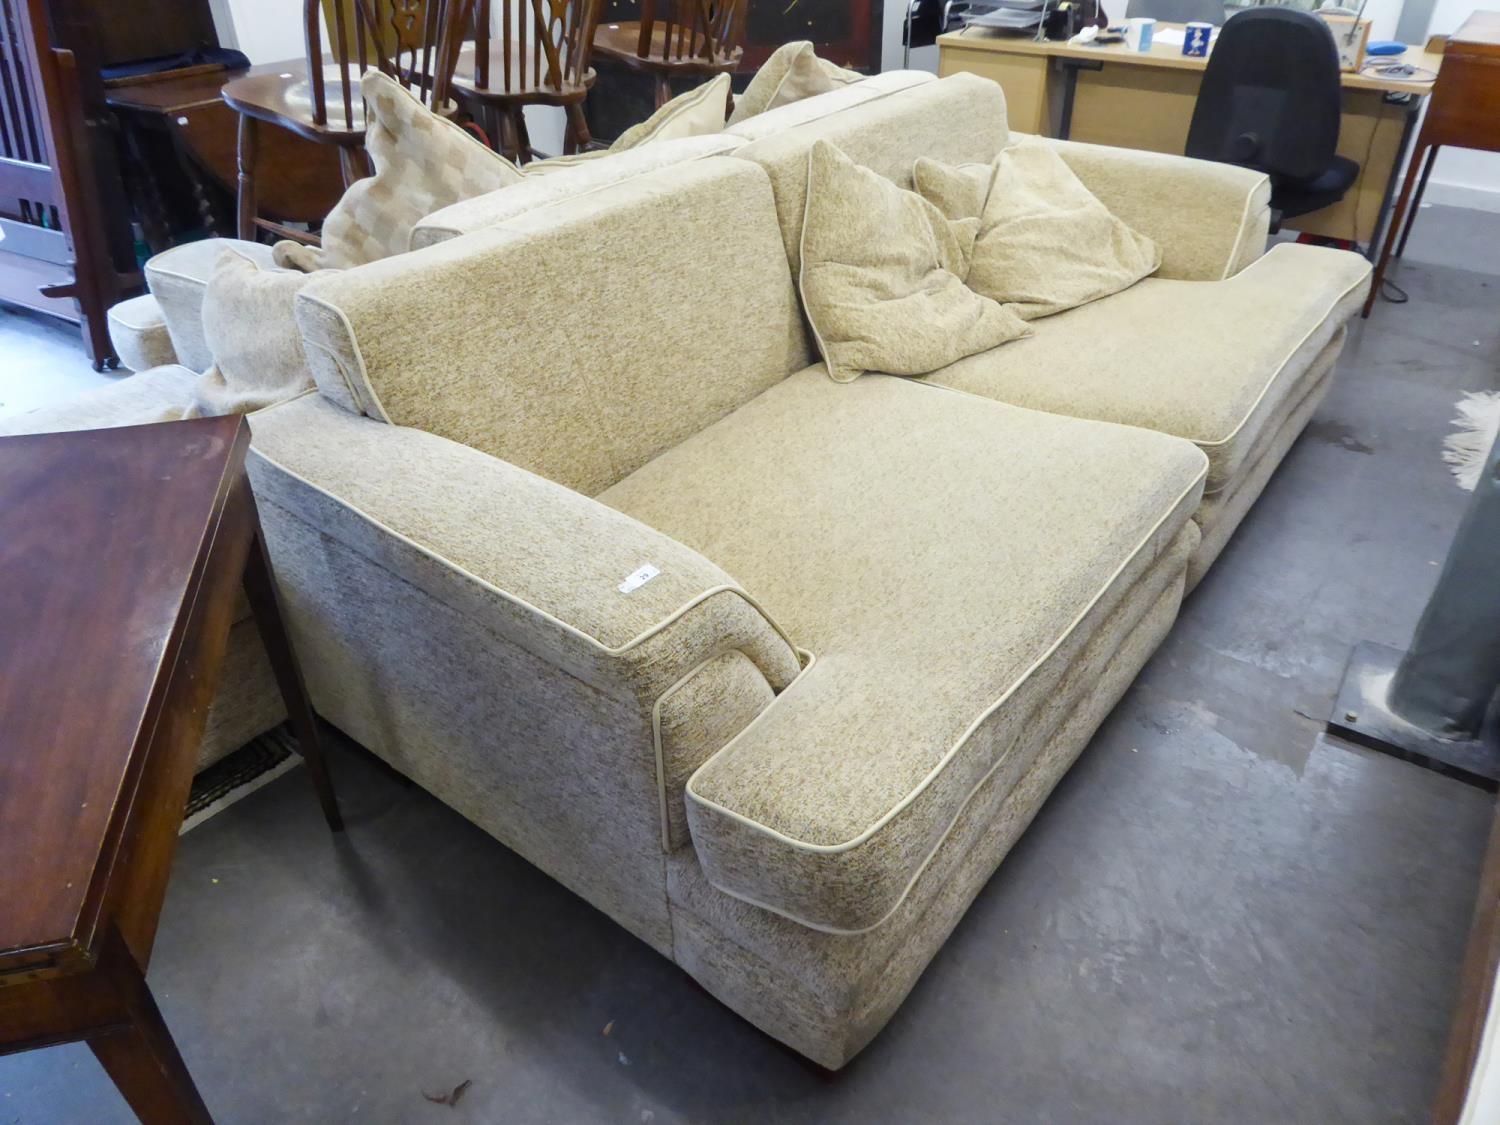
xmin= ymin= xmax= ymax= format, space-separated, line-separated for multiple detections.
xmin=526 ymin=73 xmax=732 ymax=177
xmin=614 ymin=72 xmax=732 ymax=149
xmin=274 ymin=70 xmax=523 ymax=271
xmin=727 ymin=41 xmax=862 ymax=126
xmin=915 ymin=140 xmax=1161 ymax=320
xmin=799 ymin=141 xmax=1030 ymax=384
xmin=186 ymin=250 xmax=322 ymax=418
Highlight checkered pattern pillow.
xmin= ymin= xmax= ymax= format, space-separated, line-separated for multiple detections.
xmin=275 ymin=71 xmax=523 ymax=272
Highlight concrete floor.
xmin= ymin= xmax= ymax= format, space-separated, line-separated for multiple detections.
xmin=3 ymin=205 xmax=1499 ymax=1124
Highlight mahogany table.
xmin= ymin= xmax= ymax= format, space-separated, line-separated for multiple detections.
xmin=0 ymin=416 xmax=341 ymax=1124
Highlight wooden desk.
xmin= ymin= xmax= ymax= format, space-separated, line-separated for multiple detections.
xmin=1368 ymin=11 xmax=1500 ymax=315
xmin=0 ymin=417 xmax=340 ymax=1124
xmin=106 ymin=62 xmax=346 ymax=252
xmin=938 ymin=24 xmax=1444 ymax=247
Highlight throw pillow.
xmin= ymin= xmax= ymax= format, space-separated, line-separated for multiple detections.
xmin=525 ymin=72 xmax=732 ymax=177
xmin=186 ymin=250 xmax=324 ymax=418
xmin=726 ymin=41 xmax=863 ymax=126
xmin=274 ymin=70 xmax=523 ymax=271
xmin=914 ymin=140 xmax=1161 ymax=320
xmin=613 ymin=72 xmax=732 ymax=150
xmin=799 ymin=140 xmax=1030 ymax=384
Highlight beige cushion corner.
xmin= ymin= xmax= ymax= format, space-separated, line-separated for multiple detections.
xmin=917 ymin=141 xmax=1161 ymax=321
xmin=613 ymin=72 xmax=732 ymax=151
xmin=726 ymin=41 xmax=863 ymax=126
xmin=107 ymin=294 xmax=176 ymax=372
xmin=290 ymin=70 xmax=523 ymax=271
xmin=799 ymin=141 xmax=1028 ymax=383
xmin=189 ymin=249 xmax=322 ymax=419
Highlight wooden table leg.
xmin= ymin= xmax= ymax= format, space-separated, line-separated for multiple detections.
xmin=235 ymin=113 xmax=258 ymax=242
xmin=85 ymin=928 xmax=213 ymax=1125
xmin=338 ymin=146 xmax=368 ymax=188
xmin=1395 ymin=142 xmax=1440 ymax=258
xmin=1364 ymin=133 xmax=1433 ymax=317
xmin=241 ymin=502 xmax=344 ymax=832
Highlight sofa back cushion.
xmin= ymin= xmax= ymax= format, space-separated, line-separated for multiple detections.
xmin=411 ymin=133 xmax=745 ymax=249
xmin=731 ymin=72 xmax=1011 ymax=272
xmin=295 ymin=157 xmax=811 ymax=496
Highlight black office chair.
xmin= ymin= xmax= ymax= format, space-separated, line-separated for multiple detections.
xmin=1185 ymin=8 xmax=1358 ymax=230
xmin=1125 ymin=0 xmax=1225 ymax=27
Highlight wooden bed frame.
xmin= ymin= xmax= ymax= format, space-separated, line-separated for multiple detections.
xmin=0 ymin=0 xmax=136 ymax=369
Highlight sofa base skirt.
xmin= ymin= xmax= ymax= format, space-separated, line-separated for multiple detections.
xmin=1185 ymin=327 xmax=1343 ymax=591
xmin=664 ymin=521 xmax=1197 ymax=1068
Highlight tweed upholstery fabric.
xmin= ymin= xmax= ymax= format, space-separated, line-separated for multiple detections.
xmin=0 ymin=364 xmax=196 ymax=435
xmin=922 ymin=243 xmax=1371 ymax=493
xmin=726 ymin=41 xmax=863 ymax=126
xmin=412 ymin=133 xmax=744 ymax=247
xmin=1189 ymin=333 xmax=1340 ymax=588
xmin=1021 ymin=135 xmax=1273 ymax=281
xmin=731 ymin=73 xmax=1009 ymax=272
xmin=666 ymin=530 xmax=1191 ymax=1066
xmin=276 ymin=71 xmax=522 ymax=272
xmin=599 ymin=368 xmax=1207 ymax=932
xmin=296 ymin=158 xmax=811 ymax=495
xmin=915 ymin=141 xmax=1161 ymax=320
xmin=107 ymin=294 xmax=177 ymax=372
xmin=799 ymin=141 xmax=1028 ymax=383
xmin=246 ymin=392 xmax=802 ymax=947
xmin=145 ymin=238 xmax=275 ymax=372
xmin=187 ymin=251 xmax=320 ymax=419
xmin=722 ymin=71 xmax=935 ymax=143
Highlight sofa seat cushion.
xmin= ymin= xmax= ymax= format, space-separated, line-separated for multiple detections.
xmin=146 ymin=238 xmax=275 ymax=372
xmin=106 ymin=294 xmax=176 ymax=372
xmin=0 ymin=365 xmax=197 ymax=437
xmin=598 ymin=368 xmax=1207 ymax=932
xmin=920 ymin=242 xmax=1371 ymax=493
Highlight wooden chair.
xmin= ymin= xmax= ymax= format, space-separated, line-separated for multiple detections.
xmin=449 ymin=0 xmax=604 ymax=162
xmin=221 ymin=0 xmax=475 ymax=242
xmin=0 ymin=0 xmax=135 ymax=368
xmin=591 ymin=0 xmax=745 ymax=109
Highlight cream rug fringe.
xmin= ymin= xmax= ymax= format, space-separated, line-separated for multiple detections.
xmin=1444 ymin=390 xmax=1500 ymax=491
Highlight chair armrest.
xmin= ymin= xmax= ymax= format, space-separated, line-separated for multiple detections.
xmin=1020 ymin=135 xmax=1272 ymax=281
xmin=245 ymin=394 xmax=802 ymax=705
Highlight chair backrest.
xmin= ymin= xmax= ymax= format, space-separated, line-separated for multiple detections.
xmin=1124 ymin=0 xmax=1224 ymax=26
xmin=471 ymin=0 xmax=602 ymax=94
xmin=313 ymin=0 xmax=475 ymax=129
xmin=1185 ymin=8 xmax=1341 ymax=182
xmin=636 ymin=0 xmax=746 ymax=63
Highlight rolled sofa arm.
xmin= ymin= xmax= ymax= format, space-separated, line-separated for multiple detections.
xmin=1020 ymin=135 xmax=1272 ymax=281
xmin=245 ymin=393 xmax=803 ymax=732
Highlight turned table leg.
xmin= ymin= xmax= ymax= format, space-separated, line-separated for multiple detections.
xmin=235 ymin=113 xmax=259 ymax=242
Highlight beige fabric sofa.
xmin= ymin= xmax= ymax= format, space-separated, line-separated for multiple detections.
xmin=4 ymin=70 xmax=1369 ymax=1066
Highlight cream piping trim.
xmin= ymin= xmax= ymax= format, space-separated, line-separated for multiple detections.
xmin=247 ymin=440 xmax=799 ymax=661
xmin=689 ymin=567 xmax=1185 ymax=936
xmin=297 ymin=291 xmax=393 ymax=424
xmin=1218 ymin=175 xmax=1270 ymax=283
xmin=651 ymin=648 xmax=815 ymax=853
xmin=683 ymin=460 xmax=1206 ymax=857
xmin=1190 ymin=256 xmax=1368 ymax=451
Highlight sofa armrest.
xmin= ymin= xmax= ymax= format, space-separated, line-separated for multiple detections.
xmin=1021 ymin=135 xmax=1272 ymax=281
xmin=245 ymin=393 xmax=802 ymax=707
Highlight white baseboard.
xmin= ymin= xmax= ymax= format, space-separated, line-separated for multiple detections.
xmin=1414 ymin=181 xmax=1500 ymax=214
